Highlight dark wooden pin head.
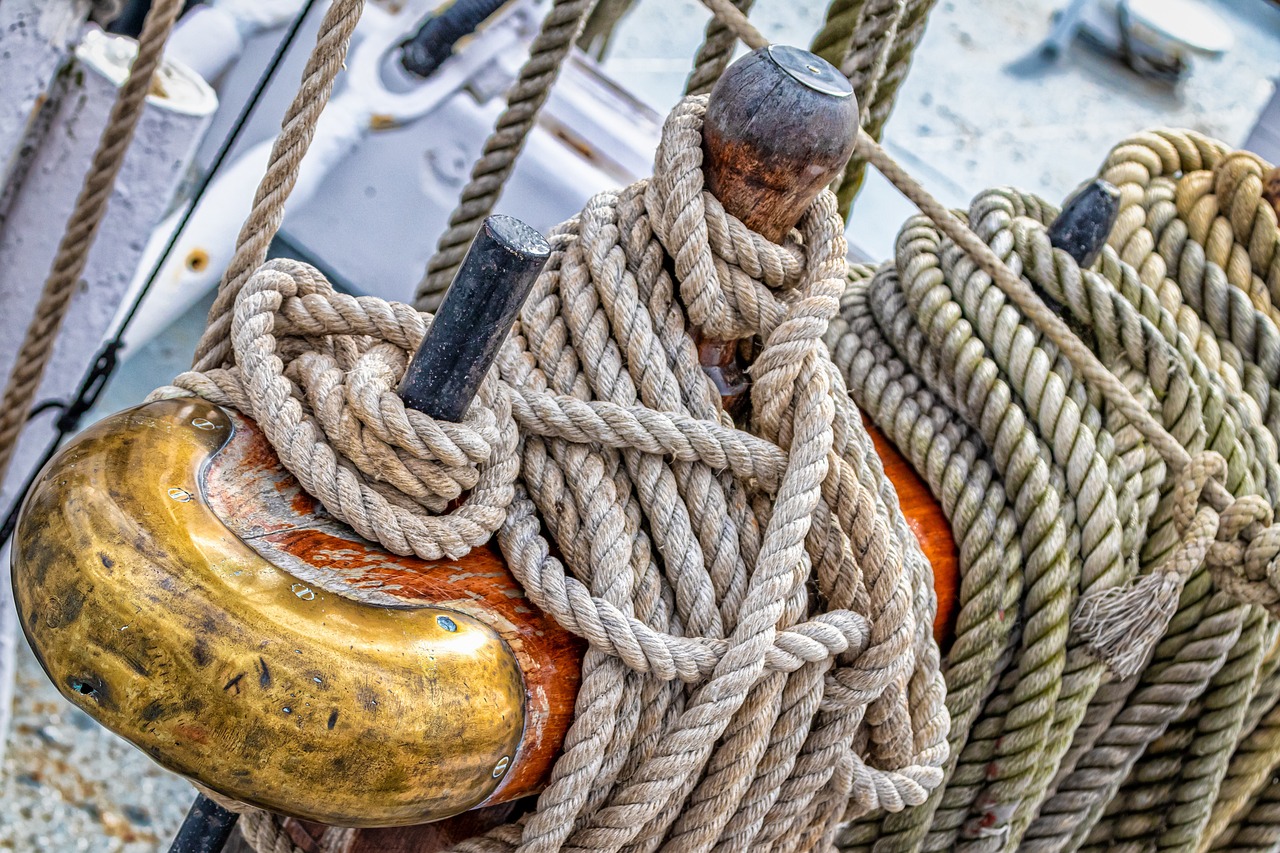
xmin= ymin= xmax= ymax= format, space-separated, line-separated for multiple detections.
xmin=702 ymin=45 xmax=858 ymax=243
xmin=399 ymin=215 xmax=551 ymax=421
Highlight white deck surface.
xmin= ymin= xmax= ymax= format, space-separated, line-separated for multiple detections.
xmin=3 ymin=0 xmax=1280 ymax=849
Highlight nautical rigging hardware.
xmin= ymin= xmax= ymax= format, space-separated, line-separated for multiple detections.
xmin=15 ymin=38 xmax=1120 ymax=852
xmin=5 ymin=0 xmax=1280 ymax=849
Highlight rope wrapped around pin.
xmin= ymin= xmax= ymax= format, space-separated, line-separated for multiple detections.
xmin=470 ymin=94 xmax=946 ymax=851
xmin=149 ymin=252 xmax=880 ymax=685
xmin=151 ymin=78 xmax=945 ymax=847
xmin=152 ymin=259 xmax=520 ymax=561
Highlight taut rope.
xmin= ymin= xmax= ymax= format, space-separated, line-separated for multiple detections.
xmin=413 ymin=0 xmax=601 ymax=311
xmin=0 ymin=0 xmax=184 ymax=486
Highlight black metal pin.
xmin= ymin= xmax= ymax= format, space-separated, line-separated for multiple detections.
xmin=1048 ymin=178 xmax=1121 ymax=267
xmin=169 ymin=795 xmax=240 ymax=853
xmin=398 ymin=214 xmax=550 ymax=421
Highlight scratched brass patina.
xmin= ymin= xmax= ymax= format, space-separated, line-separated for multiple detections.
xmin=11 ymin=398 xmax=526 ymax=827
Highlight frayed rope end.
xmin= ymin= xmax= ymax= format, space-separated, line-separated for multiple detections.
xmin=1073 ymin=570 xmax=1182 ymax=679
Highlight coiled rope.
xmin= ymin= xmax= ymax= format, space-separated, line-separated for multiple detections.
xmin=166 ymin=90 xmax=949 ymax=852
xmin=830 ymin=133 xmax=1280 ymax=851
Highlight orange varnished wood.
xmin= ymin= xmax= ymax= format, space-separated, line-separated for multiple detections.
xmin=863 ymin=418 xmax=959 ymax=648
xmin=204 ymin=411 xmax=584 ymax=810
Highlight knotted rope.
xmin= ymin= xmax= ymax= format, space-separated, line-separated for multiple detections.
xmin=148 ymin=0 xmax=1280 ymax=849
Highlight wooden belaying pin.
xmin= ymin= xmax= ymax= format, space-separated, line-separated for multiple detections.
xmin=1048 ymin=179 xmax=1122 ymax=269
xmin=701 ymin=45 xmax=858 ymax=243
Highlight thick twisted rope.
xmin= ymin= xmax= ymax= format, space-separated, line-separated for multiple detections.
xmin=413 ymin=0 xmax=599 ymax=311
xmin=825 ymin=124 xmax=1280 ymax=851
xmin=684 ymin=0 xmax=754 ymax=97
xmin=191 ymin=0 xmax=365 ymax=372
xmin=191 ymin=95 xmax=944 ymax=852
xmin=0 ymin=0 xmax=184 ymax=487
xmin=153 ymin=0 xmax=1280 ymax=848
xmin=808 ymin=0 xmax=937 ymax=218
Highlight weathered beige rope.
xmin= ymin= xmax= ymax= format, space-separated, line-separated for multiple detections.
xmin=0 ymin=0 xmax=184 ymax=487
xmin=182 ymin=94 xmax=946 ymax=852
xmin=830 ymin=127 xmax=1280 ymax=851
xmin=144 ymin=0 xmax=1280 ymax=848
xmin=192 ymin=0 xmax=365 ymax=372
xmin=684 ymin=0 xmax=754 ymax=96
xmin=413 ymin=0 xmax=599 ymax=311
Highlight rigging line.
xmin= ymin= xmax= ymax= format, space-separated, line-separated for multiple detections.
xmin=0 ymin=0 xmax=323 ymax=549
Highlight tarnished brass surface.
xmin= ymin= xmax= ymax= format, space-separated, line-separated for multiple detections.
xmin=11 ymin=398 xmax=526 ymax=827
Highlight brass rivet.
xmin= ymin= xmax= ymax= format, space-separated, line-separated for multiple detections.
xmin=493 ymin=755 xmax=510 ymax=778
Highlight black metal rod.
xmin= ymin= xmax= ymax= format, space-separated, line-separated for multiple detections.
xmin=398 ymin=215 xmax=550 ymax=420
xmin=1048 ymin=178 xmax=1121 ymax=266
xmin=399 ymin=0 xmax=509 ymax=79
xmin=169 ymin=794 xmax=239 ymax=853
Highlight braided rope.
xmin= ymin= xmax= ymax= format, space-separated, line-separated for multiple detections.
xmin=413 ymin=0 xmax=599 ymax=311
xmin=0 ymin=0 xmax=184 ymax=487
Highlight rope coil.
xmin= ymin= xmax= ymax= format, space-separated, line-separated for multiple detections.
xmin=832 ymin=131 xmax=1280 ymax=851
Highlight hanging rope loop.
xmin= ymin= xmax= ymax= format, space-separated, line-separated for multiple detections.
xmin=645 ymin=98 xmax=806 ymax=341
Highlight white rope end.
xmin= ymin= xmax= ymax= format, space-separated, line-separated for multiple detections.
xmin=1073 ymin=570 xmax=1182 ymax=679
